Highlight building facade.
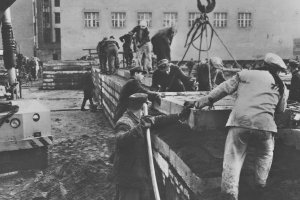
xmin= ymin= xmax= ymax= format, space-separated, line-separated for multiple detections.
xmin=60 ymin=0 xmax=300 ymax=61
xmin=1 ymin=1 xmax=35 ymax=58
xmin=34 ymin=0 xmax=61 ymax=61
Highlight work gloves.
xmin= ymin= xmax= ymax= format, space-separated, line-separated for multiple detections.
xmin=140 ymin=104 xmax=192 ymax=130
xmin=184 ymin=96 xmax=213 ymax=110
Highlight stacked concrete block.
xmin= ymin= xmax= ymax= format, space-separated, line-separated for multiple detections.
xmin=42 ymin=61 xmax=97 ymax=90
xmin=92 ymin=68 xmax=300 ymax=200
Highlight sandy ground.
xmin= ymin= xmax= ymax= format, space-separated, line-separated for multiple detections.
xmin=0 ymin=85 xmax=116 ymax=200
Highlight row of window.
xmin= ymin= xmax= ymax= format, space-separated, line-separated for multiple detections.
xmin=84 ymin=12 xmax=252 ymax=28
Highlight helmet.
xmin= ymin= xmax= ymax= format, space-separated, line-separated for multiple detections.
xmin=210 ymin=57 xmax=223 ymax=69
xmin=264 ymin=53 xmax=287 ymax=70
xmin=139 ymin=20 xmax=147 ymax=28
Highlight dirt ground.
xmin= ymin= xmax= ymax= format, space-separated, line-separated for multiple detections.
xmin=0 ymin=86 xmax=116 ymax=200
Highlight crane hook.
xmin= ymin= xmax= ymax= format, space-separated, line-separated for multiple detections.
xmin=197 ymin=0 xmax=216 ymax=14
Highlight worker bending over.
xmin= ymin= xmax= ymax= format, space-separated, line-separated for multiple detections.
xmin=186 ymin=53 xmax=288 ymax=200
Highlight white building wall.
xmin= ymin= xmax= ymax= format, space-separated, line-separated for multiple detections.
xmin=61 ymin=0 xmax=300 ymax=61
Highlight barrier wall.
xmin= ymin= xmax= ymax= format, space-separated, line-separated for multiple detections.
xmin=42 ymin=61 xmax=97 ymax=90
xmin=92 ymin=68 xmax=300 ymax=200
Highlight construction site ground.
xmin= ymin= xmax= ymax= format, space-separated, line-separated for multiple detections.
xmin=0 ymin=81 xmax=300 ymax=200
xmin=0 ymin=83 xmax=116 ymax=200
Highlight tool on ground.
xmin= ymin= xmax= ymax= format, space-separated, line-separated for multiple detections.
xmin=143 ymin=103 xmax=161 ymax=200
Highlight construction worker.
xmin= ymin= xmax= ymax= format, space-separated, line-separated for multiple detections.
xmin=81 ymin=68 xmax=95 ymax=111
xmin=129 ymin=20 xmax=152 ymax=73
xmin=119 ymin=33 xmax=134 ymax=68
xmin=195 ymin=57 xmax=226 ymax=91
xmin=151 ymin=59 xmax=197 ymax=92
xmin=288 ymin=59 xmax=300 ymax=102
xmin=105 ymin=36 xmax=120 ymax=75
xmin=151 ymin=26 xmax=176 ymax=62
xmin=96 ymin=37 xmax=108 ymax=73
xmin=113 ymin=93 xmax=191 ymax=200
xmin=113 ymin=66 xmax=161 ymax=123
xmin=185 ymin=53 xmax=288 ymax=200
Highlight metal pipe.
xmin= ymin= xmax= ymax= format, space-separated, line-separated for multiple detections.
xmin=2 ymin=8 xmax=16 ymax=85
xmin=143 ymin=103 xmax=161 ymax=200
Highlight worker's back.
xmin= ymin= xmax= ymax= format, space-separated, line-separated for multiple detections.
xmin=227 ymin=70 xmax=282 ymax=132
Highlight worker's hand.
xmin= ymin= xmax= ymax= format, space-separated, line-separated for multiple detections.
xmin=140 ymin=115 xmax=155 ymax=129
xmin=194 ymin=96 xmax=211 ymax=109
xmin=184 ymin=101 xmax=196 ymax=108
xmin=178 ymin=105 xmax=192 ymax=121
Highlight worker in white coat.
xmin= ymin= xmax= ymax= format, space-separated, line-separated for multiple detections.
xmin=186 ymin=53 xmax=288 ymax=200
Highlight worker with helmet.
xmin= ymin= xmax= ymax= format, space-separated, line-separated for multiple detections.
xmin=129 ymin=20 xmax=152 ymax=73
xmin=185 ymin=53 xmax=288 ymax=200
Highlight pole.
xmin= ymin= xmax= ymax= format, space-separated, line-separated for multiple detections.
xmin=143 ymin=103 xmax=161 ymax=200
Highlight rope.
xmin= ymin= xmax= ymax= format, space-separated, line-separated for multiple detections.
xmin=179 ymin=13 xmax=241 ymax=70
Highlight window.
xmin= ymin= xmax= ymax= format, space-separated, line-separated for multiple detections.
xmin=188 ymin=12 xmax=201 ymax=27
xmin=238 ymin=12 xmax=252 ymax=28
xmin=55 ymin=28 xmax=61 ymax=43
xmin=163 ymin=12 xmax=178 ymax=27
xmin=54 ymin=0 xmax=60 ymax=7
xmin=214 ymin=12 xmax=227 ymax=28
xmin=137 ymin=12 xmax=152 ymax=27
xmin=111 ymin=12 xmax=126 ymax=28
xmin=84 ymin=12 xmax=99 ymax=28
xmin=54 ymin=12 xmax=60 ymax=24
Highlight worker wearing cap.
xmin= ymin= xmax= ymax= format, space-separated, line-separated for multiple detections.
xmin=104 ymin=36 xmax=120 ymax=75
xmin=114 ymin=66 xmax=161 ymax=123
xmin=151 ymin=59 xmax=197 ymax=92
xmin=186 ymin=53 xmax=288 ymax=200
xmin=151 ymin=26 xmax=176 ymax=62
xmin=113 ymin=93 xmax=191 ymax=200
xmin=288 ymin=59 xmax=300 ymax=102
xmin=96 ymin=37 xmax=108 ymax=73
xmin=120 ymin=33 xmax=134 ymax=68
xmin=81 ymin=68 xmax=95 ymax=111
xmin=129 ymin=20 xmax=152 ymax=73
xmin=196 ymin=57 xmax=226 ymax=91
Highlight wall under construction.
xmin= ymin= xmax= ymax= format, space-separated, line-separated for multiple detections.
xmin=92 ymin=68 xmax=300 ymax=200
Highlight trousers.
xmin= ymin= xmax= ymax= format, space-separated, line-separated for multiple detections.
xmin=221 ymin=127 xmax=275 ymax=200
xmin=136 ymin=42 xmax=152 ymax=72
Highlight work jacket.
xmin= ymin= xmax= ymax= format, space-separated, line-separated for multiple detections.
xmin=289 ymin=70 xmax=300 ymax=102
xmin=130 ymin=26 xmax=150 ymax=47
xmin=114 ymin=78 xmax=158 ymax=122
xmin=196 ymin=63 xmax=226 ymax=91
xmin=205 ymin=70 xmax=287 ymax=132
xmin=151 ymin=64 xmax=195 ymax=92
xmin=113 ymin=111 xmax=151 ymax=189
xmin=113 ymin=111 xmax=180 ymax=189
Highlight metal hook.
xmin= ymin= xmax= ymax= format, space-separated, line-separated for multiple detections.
xmin=197 ymin=0 xmax=216 ymax=13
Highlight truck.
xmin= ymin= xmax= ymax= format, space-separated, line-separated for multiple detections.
xmin=0 ymin=0 xmax=53 ymax=174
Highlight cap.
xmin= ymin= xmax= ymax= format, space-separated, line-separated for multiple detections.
xmin=127 ymin=93 xmax=148 ymax=110
xmin=289 ymin=59 xmax=299 ymax=69
xmin=264 ymin=53 xmax=287 ymax=70
xmin=210 ymin=57 xmax=223 ymax=68
xmin=157 ymin=59 xmax=170 ymax=70
xmin=130 ymin=66 xmax=147 ymax=74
